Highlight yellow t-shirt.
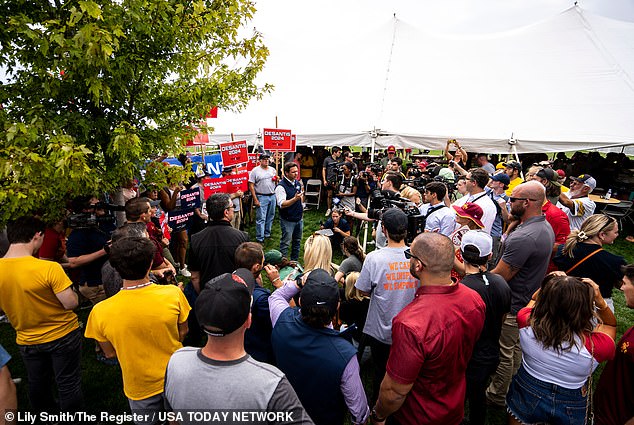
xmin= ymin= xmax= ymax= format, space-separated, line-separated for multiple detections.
xmin=85 ymin=284 xmax=191 ymax=400
xmin=505 ymin=177 xmax=525 ymax=196
xmin=300 ymin=156 xmax=315 ymax=178
xmin=0 ymin=256 xmax=79 ymax=345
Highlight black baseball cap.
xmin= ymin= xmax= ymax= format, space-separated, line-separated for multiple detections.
xmin=300 ymin=269 xmax=339 ymax=317
xmin=504 ymin=160 xmax=522 ymax=171
xmin=381 ymin=208 xmax=409 ymax=236
xmin=197 ymin=269 xmax=255 ymax=337
xmin=259 ymin=153 xmax=270 ymax=160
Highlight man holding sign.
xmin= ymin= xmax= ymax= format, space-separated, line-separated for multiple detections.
xmin=249 ymin=153 xmax=277 ymax=243
xmin=275 ymin=162 xmax=304 ymax=261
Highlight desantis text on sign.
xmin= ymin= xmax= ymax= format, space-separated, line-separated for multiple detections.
xmin=219 ymin=140 xmax=248 ymax=167
xmin=263 ymin=128 xmax=293 ymax=151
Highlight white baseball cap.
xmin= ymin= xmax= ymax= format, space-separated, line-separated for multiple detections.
xmin=460 ymin=230 xmax=493 ymax=257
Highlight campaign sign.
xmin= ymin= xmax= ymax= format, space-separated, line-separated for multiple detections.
xmin=167 ymin=209 xmax=195 ymax=232
xmin=247 ymin=153 xmax=259 ymax=171
xmin=179 ymin=188 xmax=201 ymax=209
xmin=161 ymin=154 xmax=224 ymax=178
xmin=220 ymin=141 xmax=248 ymax=167
xmin=263 ymin=128 xmax=293 ymax=151
xmin=291 ymin=134 xmax=296 ymax=152
xmin=226 ymin=171 xmax=249 ymax=193
xmin=201 ymin=177 xmax=227 ymax=198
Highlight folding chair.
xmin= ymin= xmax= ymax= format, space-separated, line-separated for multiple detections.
xmin=304 ymin=179 xmax=322 ymax=209
xmin=602 ymin=200 xmax=634 ymax=229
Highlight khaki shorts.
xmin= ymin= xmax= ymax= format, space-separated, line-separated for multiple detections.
xmin=79 ymin=284 xmax=106 ymax=305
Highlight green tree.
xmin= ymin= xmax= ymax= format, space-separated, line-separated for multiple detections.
xmin=0 ymin=0 xmax=271 ymax=223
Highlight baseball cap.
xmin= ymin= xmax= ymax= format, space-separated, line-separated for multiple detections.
xmin=460 ymin=230 xmax=493 ymax=257
xmin=197 ymin=270 xmax=255 ymax=337
xmin=573 ymin=174 xmax=597 ymax=192
xmin=259 ymin=153 xmax=270 ymax=160
xmin=490 ymin=173 xmax=511 ymax=186
xmin=381 ymin=208 xmax=409 ymax=236
xmin=437 ymin=167 xmax=455 ymax=183
xmin=453 ymin=202 xmax=484 ymax=229
xmin=504 ymin=160 xmax=522 ymax=171
xmin=536 ymin=168 xmax=561 ymax=186
xmin=419 ymin=161 xmax=429 ymax=169
xmin=264 ymin=249 xmax=283 ymax=266
xmin=300 ymin=268 xmax=339 ymax=317
xmin=495 ymin=162 xmax=506 ymax=170
xmin=387 ymin=145 xmax=396 ymax=153
xmin=556 ymin=169 xmax=566 ymax=178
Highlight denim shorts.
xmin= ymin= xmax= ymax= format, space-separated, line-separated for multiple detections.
xmin=506 ymin=365 xmax=588 ymax=425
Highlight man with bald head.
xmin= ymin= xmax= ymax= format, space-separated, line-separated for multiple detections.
xmin=486 ymin=181 xmax=555 ymax=407
xmin=370 ymin=233 xmax=486 ymax=425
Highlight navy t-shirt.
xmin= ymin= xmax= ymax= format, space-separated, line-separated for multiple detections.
xmin=553 ymin=242 xmax=625 ymax=299
xmin=322 ymin=218 xmax=351 ymax=250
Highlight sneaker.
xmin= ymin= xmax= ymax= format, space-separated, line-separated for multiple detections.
xmin=325 ymin=208 xmax=331 ymax=217
xmin=179 ymin=267 xmax=191 ymax=277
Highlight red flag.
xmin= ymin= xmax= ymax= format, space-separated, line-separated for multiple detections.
xmin=206 ymin=106 xmax=218 ymax=119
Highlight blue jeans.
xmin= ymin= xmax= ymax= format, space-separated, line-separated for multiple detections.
xmin=255 ymin=194 xmax=276 ymax=242
xmin=280 ymin=218 xmax=303 ymax=261
xmin=506 ymin=365 xmax=588 ymax=425
xmin=19 ymin=328 xmax=83 ymax=413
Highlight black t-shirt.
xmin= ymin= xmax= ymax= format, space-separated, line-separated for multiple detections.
xmin=460 ymin=272 xmax=511 ymax=365
xmin=553 ymin=243 xmax=626 ymax=299
xmin=188 ymin=221 xmax=249 ymax=286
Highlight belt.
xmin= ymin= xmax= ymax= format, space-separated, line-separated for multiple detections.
xmin=256 ymin=193 xmax=274 ymax=196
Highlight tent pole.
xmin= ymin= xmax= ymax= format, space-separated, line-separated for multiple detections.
xmin=362 ymin=130 xmax=378 ymax=252
xmin=510 ymin=137 xmax=524 ymax=180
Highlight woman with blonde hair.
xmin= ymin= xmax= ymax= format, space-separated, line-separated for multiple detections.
xmin=554 ymin=214 xmax=625 ymax=311
xmin=339 ymin=272 xmax=370 ymax=345
xmin=303 ymin=233 xmax=334 ymax=275
xmin=506 ymin=273 xmax=616 ymax=425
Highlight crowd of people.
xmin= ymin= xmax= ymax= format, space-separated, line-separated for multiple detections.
xmin=1 ymin=141 xmax=634 ymax=425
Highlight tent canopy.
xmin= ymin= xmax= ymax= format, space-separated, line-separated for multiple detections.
xmin=209 ymin=0 xmax=634 ymax=154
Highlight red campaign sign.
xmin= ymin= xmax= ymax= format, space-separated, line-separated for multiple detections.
xmin=206 ymin=106 xmax=218 ymax=119
xmin=263 ymin=128 xmax=293 ymax=151
xmin=291 ymin=134 xmax=296 ymax=152
xmin=225 ymin=171 xmax=249 ymax=193
xmin=247 ymin=153 xmax=259 ymax=171
xmin=201 ymin=177 xmax=227 ymax=198
xmin=185 ymin=131 xmax=209 ymax=146
xmin=220 ymin=140 xmax=248 ymax=167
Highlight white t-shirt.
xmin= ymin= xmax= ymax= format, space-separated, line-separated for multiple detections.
xmin=452 ymin=191 xmax=497 ymax=235
xmin=556 ymin=192 xmax=596 ymax=230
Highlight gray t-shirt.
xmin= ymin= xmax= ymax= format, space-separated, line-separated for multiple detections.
xmin=339 ymin=255 xmax=363 ymax=276
xmin=354 ymin=247 xmax=418 ymax=344
xmin=164 ymin=347 xmax=313 ymax=424
xmin=249 ymin=166 xmax=277 ymax=195
xmin=322 ymin=156 xmax=341 ymax=182
xmin=500 ymin=215 xmax=555 ymax=314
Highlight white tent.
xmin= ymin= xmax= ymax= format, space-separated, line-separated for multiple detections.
xmin=209 ymin=0 xmax=634 ymax=154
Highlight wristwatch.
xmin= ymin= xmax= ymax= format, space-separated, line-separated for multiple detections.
xmin=370 ymin=408 xmax=386 ymax=423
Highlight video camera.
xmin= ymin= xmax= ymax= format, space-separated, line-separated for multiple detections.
xmin=67 ymin=202 xmax=124 ymax=229
xmin=366 ymin=189 xmax=425 ymax=244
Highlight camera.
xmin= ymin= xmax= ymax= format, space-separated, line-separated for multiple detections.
xmin=66 ymin=202 xmax=123 ymax=229
xmin=367 ymin=190 xmax=425 ymax=244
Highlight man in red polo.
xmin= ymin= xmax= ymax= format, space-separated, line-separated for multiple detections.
xmin=370 ymin=233 xmax=485 ymax=425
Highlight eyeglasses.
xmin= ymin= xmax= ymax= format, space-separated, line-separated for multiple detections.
xmin=226 ymin=205 xmax=235 ymax=210
xmin=509 ymin=197 xmax=538 ymax=203
xmin=404 ymin=248 xmax=425 ymax=267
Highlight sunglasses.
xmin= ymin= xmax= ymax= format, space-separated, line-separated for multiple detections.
xmin=404 ymin=248 xmax=425 ymax=267
xmin=509 ymin=197 xmax=538 ymax=203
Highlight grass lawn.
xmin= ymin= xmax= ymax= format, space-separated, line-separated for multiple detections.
xmin=2 ymin=207 xmax=634 ymax=424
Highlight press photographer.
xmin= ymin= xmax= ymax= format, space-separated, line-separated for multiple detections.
xmin=322 ymin=147 xmax=343 ymax=216
xmin=344 ymin=172 xmax=424 ymax=246
xmin=66 ymin=196 xmax=119 ymax=304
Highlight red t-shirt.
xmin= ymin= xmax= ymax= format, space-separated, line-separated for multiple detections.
xmin=542 ymin=201 xmax=570 ymax=273
xmin=595 ymin=326 xmax=634 ymax=425
xmin=37 ymin=228 xmax=66 ymax=262
xmin=386 ymin=284 xmax=486 ymax=425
